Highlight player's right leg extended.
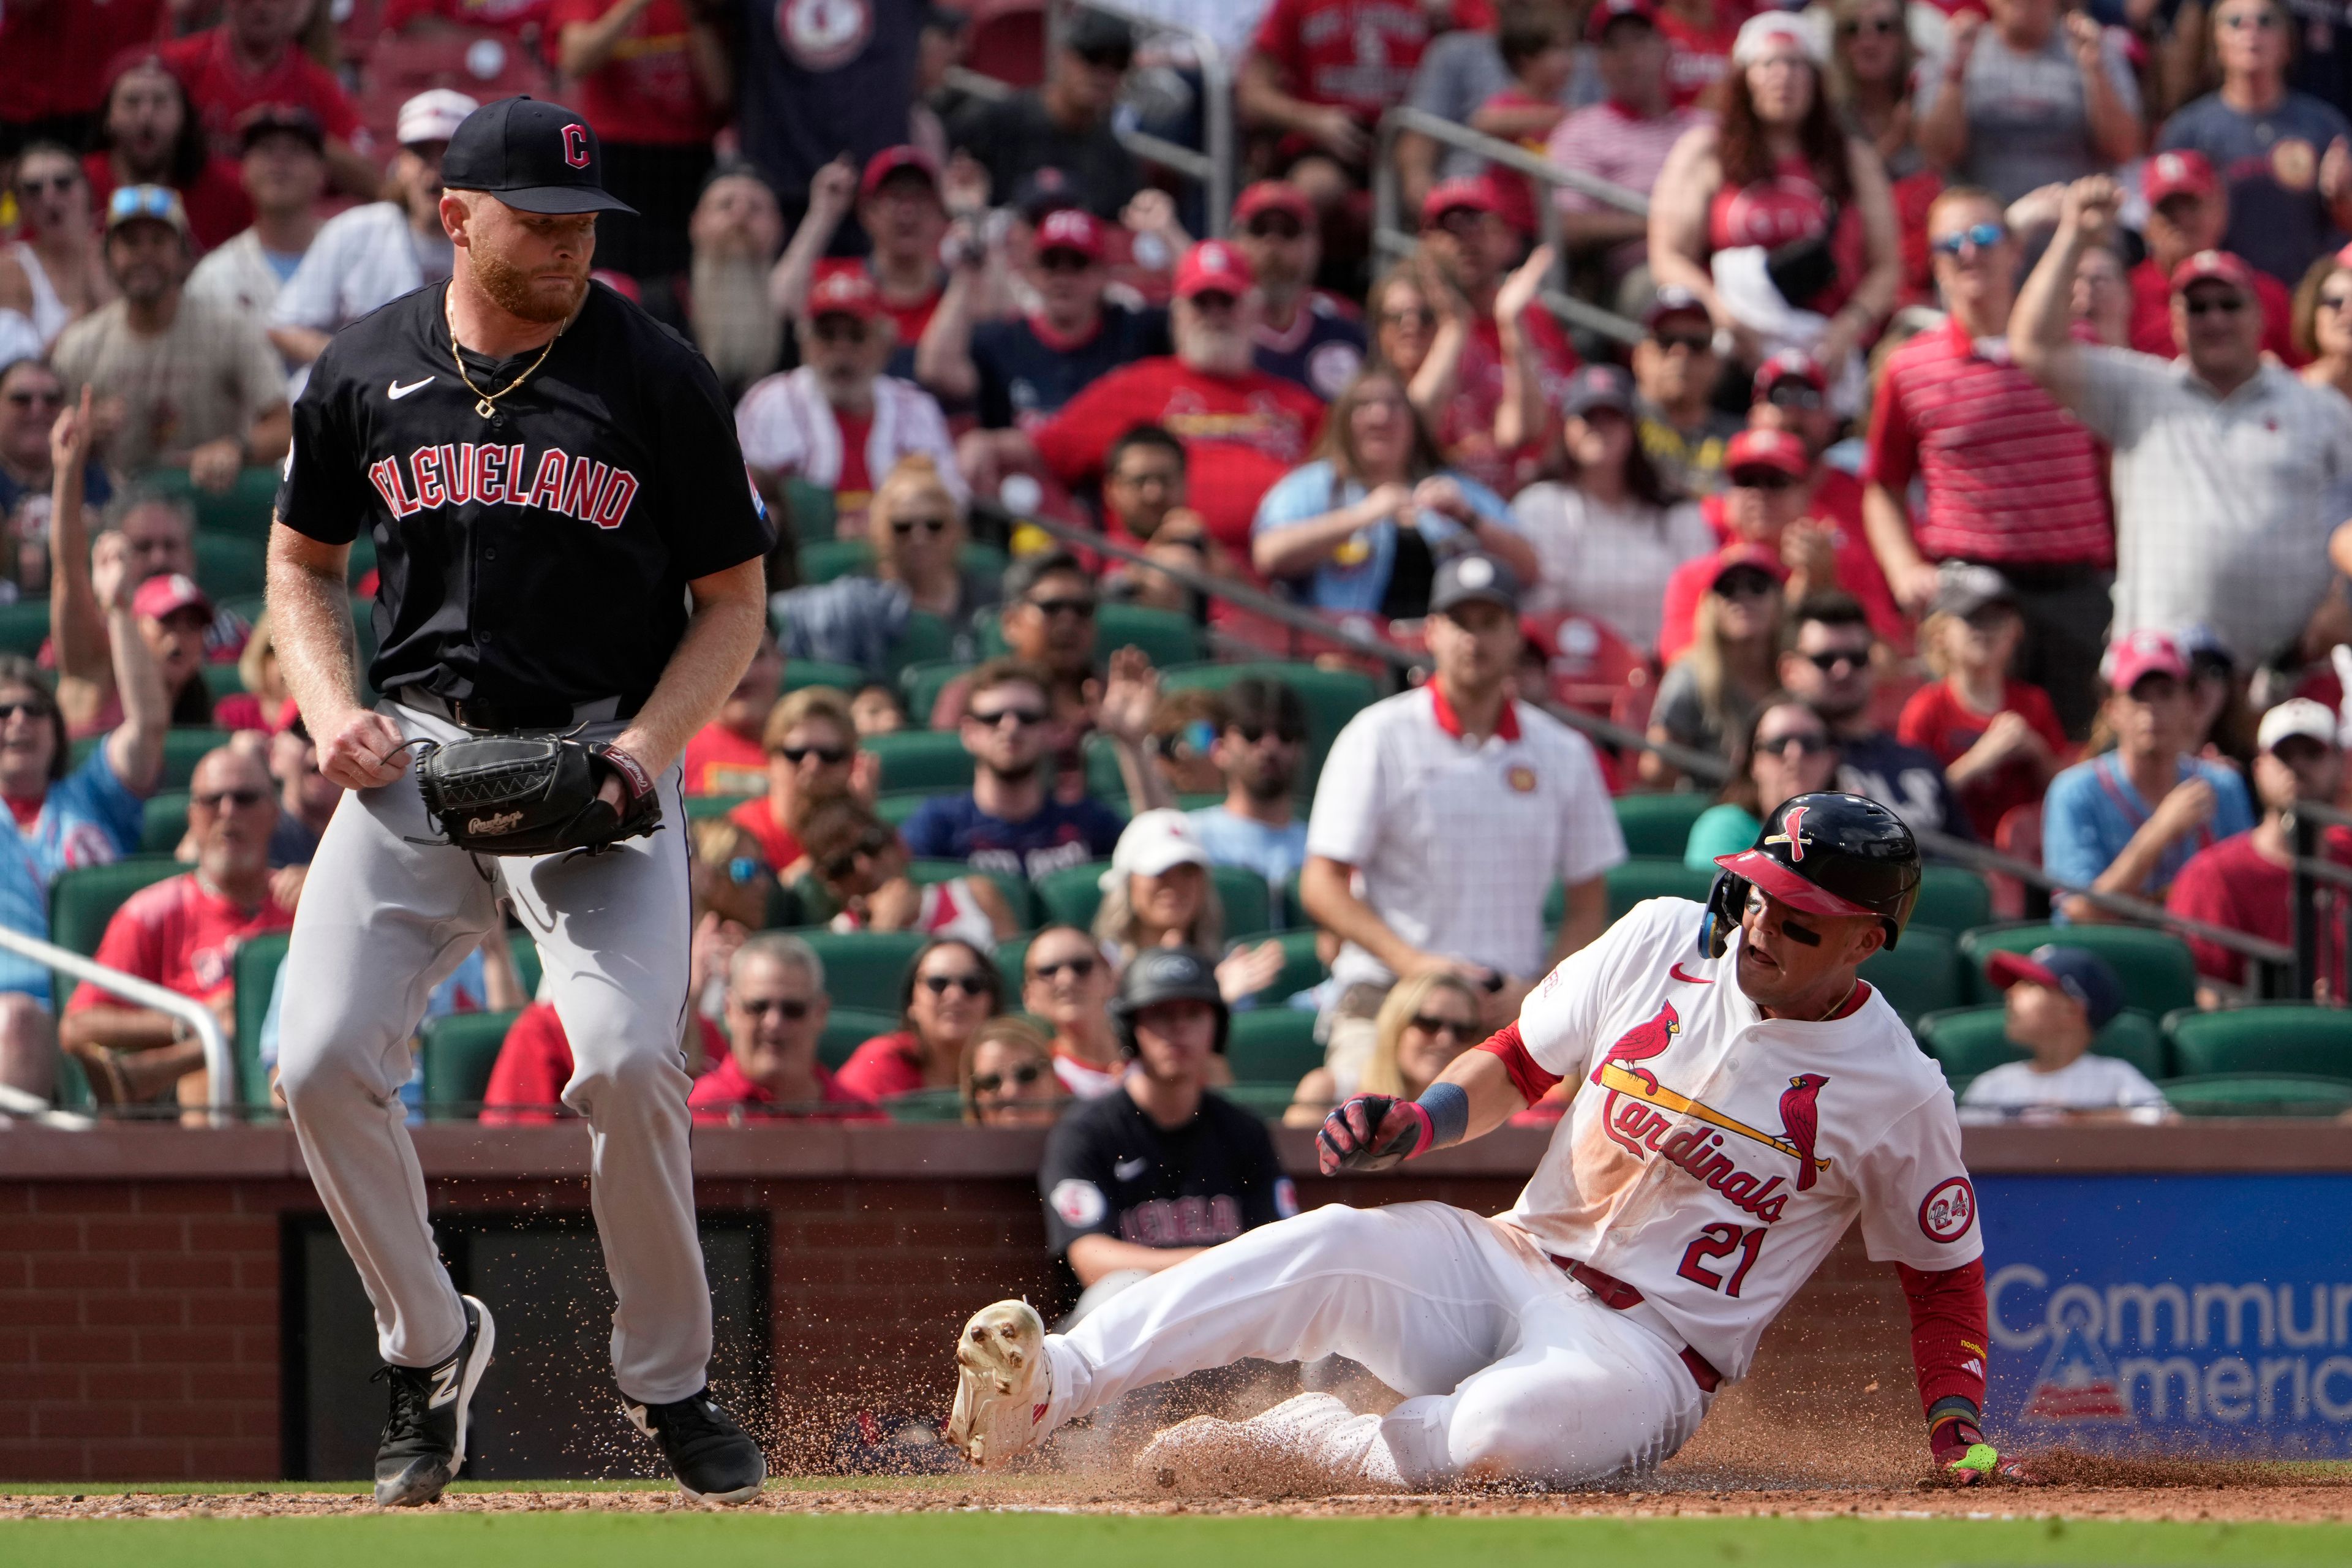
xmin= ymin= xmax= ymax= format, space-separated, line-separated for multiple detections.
xmin=277 ymin=705 xmax=505 ymax=1505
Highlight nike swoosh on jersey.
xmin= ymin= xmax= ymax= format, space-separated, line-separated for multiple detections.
xmin=1114 ymin=1158 xmax=1148 ymax=1180
xmin=387 ymin=377 xmax=436 ymax=400
xmin=1668 ymin=962 xmax=1715 ymax=985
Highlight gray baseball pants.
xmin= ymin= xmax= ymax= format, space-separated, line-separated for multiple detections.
xmin=276 ymin=700 xmax=710 ymax=1405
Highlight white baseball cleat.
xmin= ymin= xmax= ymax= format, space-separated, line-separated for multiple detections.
xmin=946 ymin=1298 xmax=1050 ymax=1466
xmin=1137 ymin=1393 xmax=1366 ymax=1497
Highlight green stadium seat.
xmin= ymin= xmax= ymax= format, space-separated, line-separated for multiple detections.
xmin=0 ymin=600 xmax=50 ymax=656
xmin=899 ymin=659 xmax=971 ymax=726
xmin=49 ymin=855 xmax=181 ymax=959
xmin=193 ymin=529 xmax=266 ymax=601
xmin=907 ymin=858 xmax=1038 ymax=930
xmin=685 ymin=792 xmax=756 ymax=821
xmin=51 ymin=1049 xmax=93 ymax=1113
xmin=2158 ymin=1074 xmax=2352 ymax=1117
xmin=1914 ymin=1005 xmax=2168 ymax=1091
xmin=1861 ymin=928 xmax=1964 ymax=1025
xmin=508 ymin=930 xmax=541 ymax=999
xmin=984 ymin=603 xmax=1206 ymax=670
xmin=1226 ymin=1006 xmax=1322 ymax=1087
xmin=1028 ymin=861 xmax=1273 ymax=940
xmin=140 ymin=466 xmax=279 ymax=538
xmin=1602 ymin=859 xmax=1715 ymax=920
xmin=139 ymin=791 xmax=190 ymax=854
xmin=1251 ymin=927 xmax=1328 ymax=1009
xmin=2164 ymin=1004 xmax=2352 ymax=1079
xmin=200 ymin=662 xmax=247 ymax=704
xmin=780 ymin=658 xmax=867 ymax=695
xmin=880 ymin=1086 xmax=967 ymax=1121
xmin=875 ymin=790 xmax=935 ymax=827
xmin=796 ymin=929 xmax=930 ymax=1012
xmin=1220 ymin=1081 xmax=1305 ymax=1118
xmin=888 ymin=611 xmax=954 ymax=674
xmin=1611 ymin=793 xmax=1710 ymax=860
xmin=864 ymin=729 xmax=974 ymax=793
xmin=783 ymin=477 xmax=837 ymax=543
xmin=233 ymin=931 xmax=292 ymax=1110
xmin=1034 ymin=861 xmax=1111 ymax=930
xmin=420 ymin=1009 xmax=521 ymax=1117
xmin=74 ymin=728 xmax=249 ymax=791
xmin=993 ymin=935 xmax=1030 ymax=996
xmin=820 ymin=1005 xmax=901 ymax=1069
xmin=1912 ymin=865 xmax=1993 ymax=935
xmin=1959 ymin=923 xmax=2199 ymax=1016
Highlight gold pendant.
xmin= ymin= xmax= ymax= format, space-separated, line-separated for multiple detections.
xmin=474 ymin=397 xmax=496 ymax=418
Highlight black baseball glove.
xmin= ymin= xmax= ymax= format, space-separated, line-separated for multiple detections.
xmin=412 ymin=734 xmax=661 ymax=858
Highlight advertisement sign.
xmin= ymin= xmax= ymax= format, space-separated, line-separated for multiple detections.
xmin=1980 ymin=1174 xmax=2352 ymax=1457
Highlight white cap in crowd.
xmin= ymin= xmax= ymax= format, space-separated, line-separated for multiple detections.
xmin=398 ymin=89 xmax=480 ymax=148
xmin=2258 ymin=698 xmax=2340 ymax=755
xmin=1102 ymin=809 xmax=1212 ymax=891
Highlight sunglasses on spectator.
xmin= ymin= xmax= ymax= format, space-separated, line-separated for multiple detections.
xmin=1653 ymin=331 xmax=1714 ymax=354
xmin=1838 ymin=14 xmax=1901 ymax=34
xmin=1110 ymin=467 xmax=1179 ymax=489
xmin=2185 ymin=293 xmax=2246 ymax=316
xmin=820 ymin=826 xmax=897 ymax=878
xmin=1245 ymin=216 xmax=1305 ymax=241
xmin=4 ymin=388 xmax=63 ymax=408
xmin=0 ymin=699 xmax=54 ymax=720
xmin=1714 ymin=569 xmax=1780 ymax=599
xmin=107 ymin=185 xmax=179 ymax=224
xmin=16 ymin=172 xmax=78 ymax=197
xmin=777 ymin=743 xmax=850 ymax=765
xmin=1029 ymin=954 xmax=1098 ymax=981
xmin=1038 ymin=249 xmax=1095 ymax=274
xmin=1232 ymin=722 xmax=1305 ymax=745
xmin=1409 ymin=1014 xmax=1480 ymax=1041
xmin=195 ymin=787 xmax=268 ymax=810
xmin=891 ymin=516 xmax=950 ymax=537
xmin=1931 ymin=223 xmax=2007 ymax=257
xmin=737 ymin=996 xmax=812 ymax=1020
xmin=1380 ymin=307 xmax=1436 ymax=330
xmin=1025 ymin=595 xmax=1096 ymax=619
xmin=922 ymin=972 xmax=993 ymax=996
xmin=1765 ymin=385 xmax=1823 ymax=410
xmin=1755 ymin=731 xmax=1833 ymax=758
xmin=1732 ymin=469 xmax=1798 ymax=491
xmin=969 ymin=705 xmax=1047 ymax=729
xmin=1801 ymin=649 xmax=1868 ymax=673
xmin=971 ymin=1061 xmax=1047 ymax=1095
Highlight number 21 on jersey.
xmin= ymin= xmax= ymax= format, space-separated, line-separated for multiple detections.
xmin=1677 ymin=1223 xmax=1768 ymax=1297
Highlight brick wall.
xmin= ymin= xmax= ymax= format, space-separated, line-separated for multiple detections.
xmin=2 ymin=1121 xmax=2342 ymax=1482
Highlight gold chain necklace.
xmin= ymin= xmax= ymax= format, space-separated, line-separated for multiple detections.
xmin=445 ymin=299 xmax=563 ymax=419
xmin=1817 ymin=979 xmax=1858 ymax=1022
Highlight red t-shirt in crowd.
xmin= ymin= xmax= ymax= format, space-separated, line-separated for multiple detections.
xmin=0 ymin=0 xmax=165 ymax=124
xmin=2127 ymin=258 xmax=2302 ymax=368
xmin=687 ymin=1052 xmax=886 ymax=1122
xmin=1894 ymin=677 xmax=2069 ymax=842
xmin=1250 ymin=0 xmax=1494 ymax=124
xmin=1660 ymin=486 xmax=1904 ymax=663
xmin=383 ymin=0 xmax=553 ymax=37
xmin=1708 ymin=151 xmax=1863 ymax=317
xmin=544 ymin=0 xmax=723 ymax=145
xmin=1033 ymin=358 xmax=1326 ymax=556
xmin=1430 ymin=306 xmax=1577 ymax=497
xmin=1473 ymin=87 xmax=1561 ymax=238
xmin=727 ymin=795 xmax=805 ymax=872
xmin=1862 ymin=318 xmax=2113 ymax=570
xmin=2168 ymin=826 xmax=2352 ymax=990
xmin=832 ymin=1028 xmax=938 ymax=1101
xmin=482 ymin=1001 xmax=728 ymax=1123
xmin=1656 ymin=0 xmax=1753 ymax=110
xmin=66 ymin=872 xmax=294 ymax=1012
xmin=683 ymin=722 xmax=767 ymax=797
xmin=159 ymin=29 xmax=363 ymax=163
xmin=832 ymin=404 xmax=875 ymax=517
xmin=83 ymin=149 xmax=252 ymax=253
xmin=870 ymin=264 xmax=945 ymax=359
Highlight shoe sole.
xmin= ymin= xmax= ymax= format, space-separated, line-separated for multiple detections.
xmin=679 ymin=1475 xmax=766 ymax=1506
xmin=948 ymin=1300 xmax=1047 ymax=1466
xmin=374 ymin=1296 xmax=497 ymax=1509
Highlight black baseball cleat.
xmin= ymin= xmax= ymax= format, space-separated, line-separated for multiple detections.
xmin=372 ymin=1295 xmax=496 ymax=1507
xmin=626 ymin=1388 xmax=767 ymax=1504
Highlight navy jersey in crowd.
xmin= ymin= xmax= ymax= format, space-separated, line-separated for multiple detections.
xmin=899 ymin=791 xmax=1125 ymax=878
xmin=972 ymin=304 xmax=1169 ymax=431
xmin=1253 ymin=292 xmax=1366 ymax=404
xmin=1839 ymin=733 xmax=1973 ymax=842
xmin=737 ymin=0 xmax=925 ymax=218
xmin=1039 ymin=1087 xmax=1295 ymax=1260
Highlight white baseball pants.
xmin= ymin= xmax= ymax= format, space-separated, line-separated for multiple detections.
xmin=1044 ymin=1200 xmax=1711 ymax=1487
xmin=276 ymin=702 xmax=711 ymax=1406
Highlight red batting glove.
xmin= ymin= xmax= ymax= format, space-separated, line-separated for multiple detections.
xmin=1316 ymin=1093 xmax=1434 ymax=1175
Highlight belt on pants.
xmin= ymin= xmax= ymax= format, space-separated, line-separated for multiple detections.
xmin=394 ymin=686 xmax=643 ymax=734
xmin=1552 ymin=1255 xmax=1723 ymax=1393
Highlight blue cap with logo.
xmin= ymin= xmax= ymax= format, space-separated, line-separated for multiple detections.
xmin=1987 ymin=944 xmax=2125 ymax=1030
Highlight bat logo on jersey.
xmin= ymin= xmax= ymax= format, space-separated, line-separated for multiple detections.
xmin=368 ymin=443 xmax=641 ymax=530
xmin=1765 ymin=804 xmax=1811 ymax=861
xmin=562 ymin=124 xmax=590 ymax=169
xmin=1593 ymin=1061 xmax=1836 ymax=1222
xmin=1588 ymin=1001 xmax=1679 ymax=1092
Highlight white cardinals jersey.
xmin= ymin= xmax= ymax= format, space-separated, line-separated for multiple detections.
xmin=1501 ymin=899 xmax=1982 ymax=1382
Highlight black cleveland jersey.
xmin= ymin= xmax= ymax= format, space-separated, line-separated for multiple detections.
xmin=277 ymin=279 xmax=775 ymax=710
xmin=1038 ymin=1087 xmax=1295 ymax=1261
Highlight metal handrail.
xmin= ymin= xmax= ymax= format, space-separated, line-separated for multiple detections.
xmin=1010 ymin=509 xmax=2296 ymax=976
xmin=0 ymin=922 xmax=234 ymax=1125
xmin=1373 ymin=106 xmax=1653 ymax=347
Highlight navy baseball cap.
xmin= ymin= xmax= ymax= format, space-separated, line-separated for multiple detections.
xmin=1430 ymin=552 xmax=1520 ymax=617
xmin=1988 ymin=944 xmax=2125 ymax=1030
xmin=440 ymin=96 xmax=636 ymax=216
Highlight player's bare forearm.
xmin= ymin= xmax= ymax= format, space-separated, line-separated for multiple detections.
xmin=266 ymin=521 xmax=365 ymax=722
xmin=1436 ymin=1042 xmax=1538 ymax=1143
xmin=610 ymin=558 xmax=768 ymax=776
xmin=1066 ymin=1234 xmax=1203 ymax=1285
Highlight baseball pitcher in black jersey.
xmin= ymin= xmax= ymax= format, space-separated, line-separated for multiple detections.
xmin=266 ymin=97 xmax=774 ymax=1506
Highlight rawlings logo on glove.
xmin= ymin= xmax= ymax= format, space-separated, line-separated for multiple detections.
xmin=412 ymin=734 xmax=662 ymax=858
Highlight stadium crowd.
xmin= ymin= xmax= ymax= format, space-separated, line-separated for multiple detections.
xmin=6 ymin=0 xmax=2352 ymax=1276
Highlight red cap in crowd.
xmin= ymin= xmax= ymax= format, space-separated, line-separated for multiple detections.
xmin=1724 ymin=428 xmax=1809 ymax=481
xmin=1752 ymin=350 xmax=1826 ymax=402
xmin=1034 ymin=207 xmax=1105 ymax=263
xmin=1234 ymin=180 xmax=1313 ymax=225
xmin=134 ymin=573 xmax=213 ymax=623
xmin=1422 ymin=176 xmax=1502 ymax=226
xmin=1586 ymin=0 xmax=1659 ymax=42
xmin=2105 ymin=629 xmax=2189 ymax=693
xmin=2169 ymin=249 xmax=2256 ymax=297
xmin=859 ymin=145 xmax=940 ymax=201
xmin=1708 ymin=544 xmax=1790 ymax=591
xmin=1174 ymin=239 xmax=1253 ymax=300
xmin=807 ymin=262 xmax=885 ymax=322
xmin=1643 ymin=284 xmax=1712 ymax=333
xmin=2143 ymin=149 xmax=2218 ymax=207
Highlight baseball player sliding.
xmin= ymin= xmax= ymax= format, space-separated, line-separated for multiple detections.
xmin=949 ymin=794 xmax=2033 ymax=1491
xmin=267 ymin=98 xmax=772 ymax=1504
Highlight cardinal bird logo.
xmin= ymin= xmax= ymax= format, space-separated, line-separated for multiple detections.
xmin=1780 ymin=1073 xmax=1830 ymax=1191
xmin=1590 ymin=1001 xmax=1681 ymax=1091
xmin=1765 ymin=804 xmax=1811 ymax=861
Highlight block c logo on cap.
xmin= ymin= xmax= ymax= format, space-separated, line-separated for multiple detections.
xmin=562 ymin=123 xmax=589 ymax=169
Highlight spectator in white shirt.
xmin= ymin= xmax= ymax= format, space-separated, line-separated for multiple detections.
xmin=1960 ymin=943 xmax=2173 ymax=1122
xmin=268 ymin=90 xmax=477 ymax=369
xmin=186 ymin=105 xmax=327 ymax=343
